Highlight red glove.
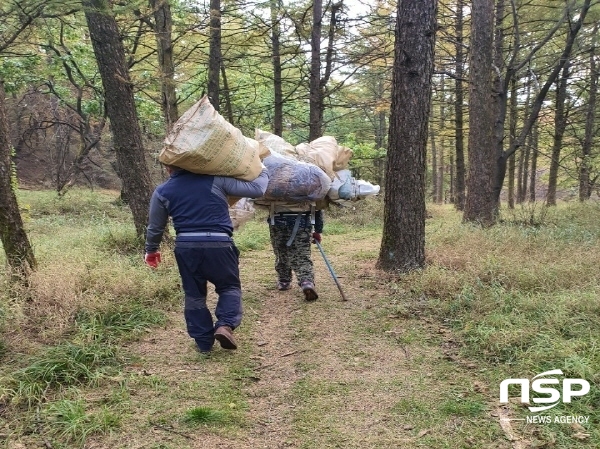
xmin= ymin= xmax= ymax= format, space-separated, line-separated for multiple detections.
xmin=312 ymin=232 xmax=322 ymax=243
xmin=144 ymin=251 xmax=161 ymax=268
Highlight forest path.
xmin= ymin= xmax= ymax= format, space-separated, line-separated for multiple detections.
xmin=93 ymin=232 xmax=510 ymax=449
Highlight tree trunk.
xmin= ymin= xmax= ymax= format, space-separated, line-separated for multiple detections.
xmin=453 ymin=0 xmax=466 ymax=211
xmin=430 ymin=119 xmax=438 ymax=200
xmin=308 ymin=0 xmax=322 ymax=141
xmin=377 ymin=116 xmax=386 ymax=151
xmin=377 ymin=0 xmax=437 ymax=273
xmin=207 ymin=0 xmax=221 ymax=110
xmin=579 ymin=23 xmax=598 ymax=202
xmin=520 ymin=143 xmax=530 ymax=203
xmin=438 ymin=142 xmax=445 ymax=203
xmin=491 ymin=0 xmax=506 ymax=211
xmin=507 ymin=77 xmax=518 ymax=208
xmin=376 ymin=78 xmax=387 ymax=150
xmin=511 ymin=74 xmax=535 ymax=204
xmin=309 ymin=1 xmax=341 ymax=141
xmin=463 ymin=0 xmax=496 ymax=226
xmin=546 ymin=61 xmax=570 ymax=206
xmin=83 ymin=0 xmax=153 ymax=239
xmin=436 ymin=75 xmax=446 ymax=204
xmin=270 ymin=0 xmax=283 ymax=136
xmin=516 ymin=146 xmax=524 ymax=203
xmin=220 ymin=64 xmax=234 ymax=124
xmin=529 ymin=121 xmax=539 ymax=202
xmin=150 ymin=0 xmax=178 ymax=130
xmin=0 ymin=79 xmax=37 ymax=279
xmin=507 ymin=153 xmax=515 ymax=208
xmin=449 ymin=154 xmax=455 ymax=204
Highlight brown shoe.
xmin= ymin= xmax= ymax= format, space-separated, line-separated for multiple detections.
xmin=214 ymin=326 xmax=237 ymax=350
xmin=301 ymin=281 xmax=318 ymax=301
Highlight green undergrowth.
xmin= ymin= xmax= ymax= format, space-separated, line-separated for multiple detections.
xmin=393 ymin=202 xmax=600 ymax=447
xmin=44 ymin=397 xmax=123 ymax=446
xmin=1 ymin=189 xmax=599 ymax=448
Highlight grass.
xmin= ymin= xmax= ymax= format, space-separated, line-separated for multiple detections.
xmin=233 ymin=218 xmax=271 ymax=251
xmin=182 ymin=406 xmax=229 ymax=425
xmin=44 ymin=398 xmax=122 ymax=446
xmin=0 ymin=188 xmax=599 ymax=448
xmin=1 ymin=342 xmax=121 ymax=405
xmin=75 ymin=304 xmax=167 ymax=343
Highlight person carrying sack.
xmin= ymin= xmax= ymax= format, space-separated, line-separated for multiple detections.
xmin=144 ymin=164 xmax=269 ymax=354
xmin=267 ymin=205 xmax=323 ymax=301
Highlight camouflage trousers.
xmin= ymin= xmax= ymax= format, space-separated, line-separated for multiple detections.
xmin=269 ymin=224 xmax=314 ymax=285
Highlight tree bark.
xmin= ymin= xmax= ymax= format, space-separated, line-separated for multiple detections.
xmin=220 ymin=65 xmax=235 ymax=124
xmin=579 ymin=23 xmax=598 ymax=202
xmin=150 ymin=0 xmax=178 ymax=130
xmin=308 ymin=0 xmax=322 ymax=141
xmin=529 ymin=121 xmax=538 ymax=202
xmin=83 ymin=0 xmax=153 ymax=238
xmin=463 ymin=0 xmax=496 ymax=226
xmin=207 ymin=0 xmax=221 ymax=110
xmin=376 ymin=92 xmax=386 ymax=150
xmin=453 ymin=0 xmax=465 ymax=211
xmin=519 ymin=143 xmax=530 ymax=204
xmin=491 ymin=0 xmax=506 ymax=209
xmin=270 ymin=0 xmax=283 ymax=136
xmin=308 ymin=1 xmax=341 ymax=142
xmin=449 ymin=154 xmax=455 ymax=204
xmin=377 ymin=0 xmax=437 ymax=272
xmin=507 ymin=77 xmax=518 ymax=208
xmin=430 ymin=119 xmax=438 ymax=200
xmin=546 ymin=61 xmax=570 ymax=206
xmin=518 ymin=73 xmax=533 ymax=204
xmin=0 ymin=79 xmax=37 ymax=279
xmin=436 ymin=74 xmax=446 ymax=204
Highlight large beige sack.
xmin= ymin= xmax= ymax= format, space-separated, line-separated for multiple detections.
xmin=255 ymin=129 xmax=296 ymax=158
xmin=256 ymin=131 xmax=353 ymax=180
xmin=159 ymin=96 xmax=263 ymax=181
xmin=295 ymin=136 xmax=353 ymax=178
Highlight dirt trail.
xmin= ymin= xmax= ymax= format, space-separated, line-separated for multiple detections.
xmin=234 ymin=235 xmax=440 ymax=448
xmin=240 ymin=282 xmax=308 ymax=448
xmin=96 ymin=235 xmax=510 ymax=449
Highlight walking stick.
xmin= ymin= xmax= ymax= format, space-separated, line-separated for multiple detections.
xmin=314 ymin=240 xmax=348 ymax=301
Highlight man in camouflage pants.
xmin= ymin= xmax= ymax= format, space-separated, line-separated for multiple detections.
xmin=268 ymin=210 xmax=323 ymax=301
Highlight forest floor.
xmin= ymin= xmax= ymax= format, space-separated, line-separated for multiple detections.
xmin=3 ymin=196 xmax=597 ymax=449
xmin=82 ymin=231 xmax=515 ymax=449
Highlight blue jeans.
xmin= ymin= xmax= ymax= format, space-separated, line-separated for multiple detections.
xmin=174 ymin=241 xmax=242 ymax=351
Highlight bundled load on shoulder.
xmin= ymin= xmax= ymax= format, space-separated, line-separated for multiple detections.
xmin=158 ymin=96 xmax=379 ymax=230
xmin=159 ymin=95 xmax=266 ymax=181
xmin=158 ymin=95 xmax=267 ymax=230
xmin=254 ymin=130 xmax=380 ymax=214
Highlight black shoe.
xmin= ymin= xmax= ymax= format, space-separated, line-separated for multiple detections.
xmin=277 ymin=280 xmax=291 ymax=291
xmin=214 ymin=326 xmax=237 ymax=350
xmin=195 ymin=339 xmax=213 ymax=354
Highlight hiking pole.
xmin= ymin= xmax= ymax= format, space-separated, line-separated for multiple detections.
xmin=314 ymin=240 xmax=348 ymax=301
